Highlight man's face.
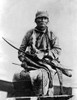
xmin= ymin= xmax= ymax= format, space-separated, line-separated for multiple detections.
xmin=36 ymin=17 xmax=49 ymax=28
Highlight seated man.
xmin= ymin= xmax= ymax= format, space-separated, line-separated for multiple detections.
xmin=13 ymin=11 xmax=72 ymax=96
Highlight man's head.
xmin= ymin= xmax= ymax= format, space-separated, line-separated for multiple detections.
xmin=35 ymin=11 xmax=49 ymax=29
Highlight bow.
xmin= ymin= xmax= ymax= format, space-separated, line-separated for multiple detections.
xmin=2 ymin=37 xmax=72 ymax=73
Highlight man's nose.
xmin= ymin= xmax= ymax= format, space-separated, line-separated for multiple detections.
xmin=41 ymin=18 xmax=45 ymax=21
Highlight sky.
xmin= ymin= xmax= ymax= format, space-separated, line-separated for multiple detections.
xmin=0 ymin=0 xmax=77 ymax=99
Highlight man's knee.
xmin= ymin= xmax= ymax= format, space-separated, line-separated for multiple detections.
xmin=13 ymin=73 xmax=21 ymax=82
xmin=20 ymin=70 xmax=30 ymax=80
xmin=13 ymin=70 xmax=30 ymax=82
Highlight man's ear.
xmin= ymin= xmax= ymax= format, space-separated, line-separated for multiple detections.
xmin=35 ymin=18 xmax=38 ymax=23
xmin=47 ymin=18 xmax=49 ymax=23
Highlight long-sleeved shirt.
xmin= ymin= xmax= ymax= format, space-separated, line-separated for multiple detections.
xmin=18 ymin=27 xmax=61 ymax=61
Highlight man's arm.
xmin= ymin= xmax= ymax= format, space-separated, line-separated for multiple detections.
xmin=18 ymin=30 xmax=33 ymax=62
xmin=49 ymin=32 xmax=61 ymax=60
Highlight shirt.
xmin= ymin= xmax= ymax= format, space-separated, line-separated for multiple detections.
xmin=18 ymin=27 xmax=61 ymax=61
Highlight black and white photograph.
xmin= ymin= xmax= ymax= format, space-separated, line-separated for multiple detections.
xmin=0 ymin=0 xmax=77 ymax=100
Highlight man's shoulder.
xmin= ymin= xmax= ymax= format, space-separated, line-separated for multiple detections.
xmin=24 ymin=29 xmax=34 ymax=37
xmin=26 ymin=29 xmax=34 ymax=35
xmin=48 ymin=29 xmax=57 ymax=39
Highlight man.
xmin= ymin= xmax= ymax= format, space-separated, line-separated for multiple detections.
xmin=13 ymin=11 xmax=72 ymax=96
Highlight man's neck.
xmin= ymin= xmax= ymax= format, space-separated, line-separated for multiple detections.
xmin=35 ymin=26 xmax=47 ymax=33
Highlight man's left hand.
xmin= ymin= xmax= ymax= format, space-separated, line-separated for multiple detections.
xmin=49 ymin=51 xmax=54 ymax=59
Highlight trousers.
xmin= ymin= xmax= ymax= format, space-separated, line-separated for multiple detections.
xmin=13 ymin=68 xmax=51 ymax=96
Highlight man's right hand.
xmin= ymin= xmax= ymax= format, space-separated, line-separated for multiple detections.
xmin=36 ymin=52 xmax=44 ymax=59
xmin=19 ymin=57 xmax=25 ymax=62
xmin=21 ymin=62 xmax=28 ymax=69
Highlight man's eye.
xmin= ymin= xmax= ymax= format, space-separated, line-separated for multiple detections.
xmin=43 ymin=17 xmax=47 ymax=19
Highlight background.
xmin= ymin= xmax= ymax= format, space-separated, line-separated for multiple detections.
xmin=0 ymin=0 xmax=77 ymax=99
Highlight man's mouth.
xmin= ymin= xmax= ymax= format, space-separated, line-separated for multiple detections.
xmin=39 ymin=22 xmax=46 ymax=25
